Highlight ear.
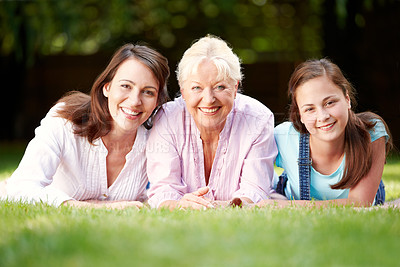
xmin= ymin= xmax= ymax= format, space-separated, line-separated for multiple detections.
xmin=180 ymin=85 xmax=186 ymax=101
xmin=234 ymin=81 xmax=239 ymax=98
xmin=345 ymin=93 xmax=351 ymax=109
xmin=103 ymin=83 xmax=110 ymax=98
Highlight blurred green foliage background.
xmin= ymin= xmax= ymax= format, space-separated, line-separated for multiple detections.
xmin=1 ymin=0 xmax=325 ymax=64
xmin=0 ymin=0 xmax=399 ymax=147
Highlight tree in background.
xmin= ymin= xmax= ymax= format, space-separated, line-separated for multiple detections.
xmin=0 ymin=0 xmax=399 ymax=145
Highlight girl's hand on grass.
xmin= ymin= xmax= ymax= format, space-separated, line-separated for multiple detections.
xmin=177 ymin=187 xmax=215 ymax=210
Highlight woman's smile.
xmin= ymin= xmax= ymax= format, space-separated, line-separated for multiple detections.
xmin=121 ymin=107 xmax=142 ymax=119
xmin=198 ymin=106 xmax=221 ymax=114
xmin=318 ymin=121 xmax=336 ymax=131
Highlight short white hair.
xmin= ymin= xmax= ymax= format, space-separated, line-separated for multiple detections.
xmin=176 ymin=35 xmax=243 ymax=87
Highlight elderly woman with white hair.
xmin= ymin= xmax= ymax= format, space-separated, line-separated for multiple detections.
xmin=146 ymin=35 xmax=278 ymax=210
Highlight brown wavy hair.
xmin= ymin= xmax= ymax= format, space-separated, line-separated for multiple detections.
xmin=56 ymin=43 xmax=170 ymax=144
xmin=288 ymin=58 xmax=392 ymax=189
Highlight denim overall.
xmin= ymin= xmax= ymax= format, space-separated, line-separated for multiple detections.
xmin=276 ymin=133 xmax=385 ymax=205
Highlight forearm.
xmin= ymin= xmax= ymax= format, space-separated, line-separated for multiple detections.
xmin=257 ymin=197 xmax=371 ymax=208
xmin=158 ymin=200 xmax=179 ymax=210
xmin=62 ymin=199 xmax=144 ymax=209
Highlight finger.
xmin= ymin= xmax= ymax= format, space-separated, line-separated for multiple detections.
xmin=178 ymin=200 xmax=211 ymax=210
xmin=192 ymin=186 xmax=210 ymax=197
xmin=181 ymin=194 xmax=214 ymax=208
xmin=132 ymin=201 xmax=144 ymax=209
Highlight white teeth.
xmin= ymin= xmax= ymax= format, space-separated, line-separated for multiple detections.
xmin=200 ymin=107 xmax=219 ymax=113
xmin=122 ymin=107 xmax=140 ymax=116
xmin=320 ymin=123 xmax=334 ymax=130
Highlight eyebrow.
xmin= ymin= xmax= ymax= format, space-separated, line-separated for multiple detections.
xmin=119 ymin=79 xmax=158 ymax=91
xmin=191 ymin=80 xmax=225 ymax=86
xmin=300 ymin=95 xmax=337 ymax=109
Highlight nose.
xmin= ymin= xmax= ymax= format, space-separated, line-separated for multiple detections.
xmin=203 ymin=88 xmax=215 ymax=104
xmin=317 ymin=108 xmax=330 ymax=122
xmin=128 ymin=89 xmax=142 ymax=106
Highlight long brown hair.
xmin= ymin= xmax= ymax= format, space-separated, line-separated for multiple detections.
xmin=56 ymin=43 xmax=170 ymax=144
xmin=288 ymin=58 xmax=392 ymax=189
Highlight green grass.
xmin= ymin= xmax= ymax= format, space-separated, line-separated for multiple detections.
xmin=1 ymin=203 xmax=400 ymax=267
xmin=1 ymin=142 xmax=400 ymax=267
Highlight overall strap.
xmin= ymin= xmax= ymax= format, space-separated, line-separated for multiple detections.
xmin=298 ymin=133 xmax=312 ymax=200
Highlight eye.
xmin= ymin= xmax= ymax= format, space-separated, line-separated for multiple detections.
xmin=325 ymin=100 xmax=335 ymax=107
xmin=304 ymin=107 xmax=314 ymax=113
xmin=143 ymin=89 xmax=156 ymax=96
xmin=121 ymin=84 xmax=131 ymax=89
xmin=192 ymin=86 xmax=202 ymax=91
xmin=216 ymin=85 xmax=226 ymax=90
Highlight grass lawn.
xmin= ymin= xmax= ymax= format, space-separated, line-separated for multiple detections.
xmin=1 ymin=142 xmax=400 ymax=267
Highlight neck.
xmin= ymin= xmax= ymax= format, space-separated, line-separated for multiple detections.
xmin=102 ymin=128 xmax=137 ymax=153
xmin=196 ymin=121 xmax=226 ymax=144
xmin=309 ymin=135 xmax=345 ymax=160
xmin=200 ymin=130 xmax=220 ymax=145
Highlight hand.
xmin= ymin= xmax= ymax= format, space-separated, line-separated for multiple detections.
xmin=63 ymin=200 xmax=144 ymax=210
xmin=101 ymin=201 xmax=144 ymax=210
xmin=177 ymin=187 xmax=215 ymax=210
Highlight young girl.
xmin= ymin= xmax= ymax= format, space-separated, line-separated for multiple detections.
xmin=1 ymin=43 xmax=170 ymax=209
xmin=258 ymin=58 xmax=392 ymax=207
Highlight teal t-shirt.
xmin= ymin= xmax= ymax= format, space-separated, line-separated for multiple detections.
xmin=274 ymin=120 xmax=388 ymax=200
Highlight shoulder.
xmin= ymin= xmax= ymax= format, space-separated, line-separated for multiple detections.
xmin=274 ymin=121 xmax=298 ymax=137
xmin=155 ymin=97 xmax=186 ymax=120
xmin=152 ymin=97 xmax=188 ymax=135
xmin=30 ymin=103 xmax=77 ymax=149
xmin=274 ymin=122 xmax=300 ymax=153
xmin=234 ymin=94 xmax=273 ymax=118
xmin=40 ymin=103 xmax=70 ymax=128
xmin=369 ymin=118 xmax=389 ymax=143
xmin=230 ymin=94 xmax=274 ymax=136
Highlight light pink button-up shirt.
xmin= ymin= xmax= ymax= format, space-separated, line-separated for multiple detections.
xmin=147 ymin=94 xmax=277 ymax=208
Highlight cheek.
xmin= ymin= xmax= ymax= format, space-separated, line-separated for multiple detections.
xmin=332 ymin=106 xmax=349 ymax=122
xmin=107 ymin=99 xmax=117 ymax=116
xmin=145 ymin=98 xmax=158 ymax=112
xmin=300 ymin=114 xmax=317 ymax=132
xmin=218 ymin=92 xmax=235 ymax=107
xmin=182 ymin=92 xmax=199 ymax=109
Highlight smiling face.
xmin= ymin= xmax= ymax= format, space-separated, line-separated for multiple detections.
xmin=180 ymin=59 xmax=238 ymax=134
xmin=296 ymin=75 xmax=351 ymax=144
xmin=103 ymin=58 xmax=159 ymax=136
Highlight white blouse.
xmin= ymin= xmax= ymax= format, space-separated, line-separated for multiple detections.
xmin=5 ymin=104 xmax=149 ymax=206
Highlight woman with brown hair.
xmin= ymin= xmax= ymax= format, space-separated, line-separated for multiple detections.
xmin=258 ymin=58 xmax=392 ymax=207
xmin=2 ymin=43 xmax=170 ymax=209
